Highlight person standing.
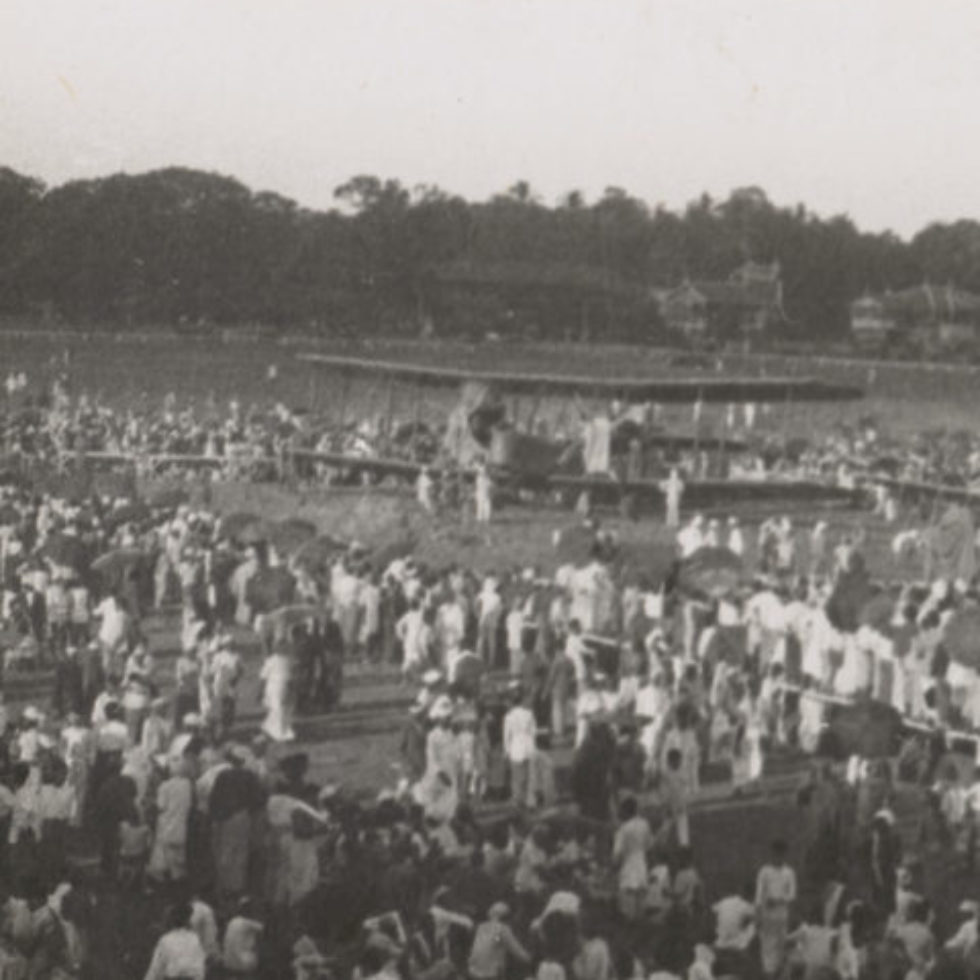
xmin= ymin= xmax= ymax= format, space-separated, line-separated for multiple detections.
xmin=475 ymin=460 xmax=494 ymax=525
xmin=149 ymin=761 xmax=194 ymax=885
xmin=210 ymin=746 xmax=264 ymax=906
xmin=143 ymin=902 xmax=207 ymax=980
xmin=660 ymin=468 xmax=685 ymax=529
xmin=260 ymin=645 xmax=295 ymax=742
xmin=544 ymin=643 xmax=575 ymax=743
xmin=613 ymin=796 xmax=653 ymax=921
xmin=210 ymin=636 xmax=243 ymax=739
xmin=503 ymin=692 xmax=537 ymax=809
xmin=755 ymin=840 xmax=797 ymax=978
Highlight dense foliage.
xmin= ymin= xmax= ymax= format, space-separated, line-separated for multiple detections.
xmin=0 ymin=165 xmax=974 ymax=343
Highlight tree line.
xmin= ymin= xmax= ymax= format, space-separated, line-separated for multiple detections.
xmin=0 ymin=164 xmax=977 ymax=344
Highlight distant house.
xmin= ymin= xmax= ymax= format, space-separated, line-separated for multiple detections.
xmin=850 ymin=283 xmax=980 ymax=350
xmin=658 ymin=261 xmax=784 ymax=341
xmin=850 ymin=294 xmax=897 ymax=349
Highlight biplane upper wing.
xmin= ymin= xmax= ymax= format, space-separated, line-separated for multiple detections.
xmin=298 ymin=353 xmax=864 ymax=404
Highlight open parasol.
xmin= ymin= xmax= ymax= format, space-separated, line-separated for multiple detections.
xmin=825 ymin=562 xmax=874 ymax=633
xmin=104 ymin=501 xmax=150 ymax=531
xmin=293 ymin=534 xmax=348 ymax=572
xmin=942 ymin=607 xmax=980 ymax=670
xmin=239 ymin=520 xmax=275 ymax=546
xmin=91 ymin=547 xmax=147 ymax=578
xmin=858 ymin=593 xmax=896 ymax=635
xmin=247 ymin=566 xmax=298 ymax=614
xmin=217 ymin=511 xmax=263 ymax=542
xmin=267 ymin=518 xmax=318 ymax=557
xmin=147 ymin=486 xmax=189 ymax=510
xmin=821 ymin=699 xmax=904 ymax=760
xmin=265 ymin=603 xmax=327 ymax=630
xmin=41 ymin=534 xmax=89 ymax=571
xmin=678 ymin=546 xmax=743 ymax=599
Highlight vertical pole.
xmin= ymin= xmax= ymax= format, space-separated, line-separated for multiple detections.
xmin=339 ymin=373 xmax=349 ymax=432
xmin=384 ymin=375 xmax=395 ymax=442
xmin=413 ymin=379 xmax=422 ymax=458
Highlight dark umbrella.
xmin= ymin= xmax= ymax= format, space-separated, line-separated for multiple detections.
xmin=704 ymin=624 xmax=748 ymax=667
xmin=268 ymin=518 xmax=318 ymax=557
xmin=104 ymin=502 xmax=150 ymax=531
xmin=554 ymin=523 xmax=600 ymax=567
xmin=822 ymin=699 xmax=904 ymax=759
xmin=247 ymin=566 xmax=298 ymax=614
xmin=91 ymin=547 xmax=146 ymax=579
xmin=858 ymin=593 xmax=896 ymax=634
xmin=239 ymin=520 xmax=275 ymax=546
xmin=679 ymin=546 xmax=743 ymax=599
xmin=265 ymin=603 xmax=327 ymax=629
xmin=293 ymin=534 xmax=348 ymax=572
xmin=217 ymin=511 xmax=262 ymax=541
xmin=943 ymin=607 xmax=980 ymax=670
xmin=825 ymin=562 xmax=874 ymax=633
xmin=41 ymin=534 xmax=89 ymax=571
xmin=370 ymin=534 xmax=417 ymax=570
xmin=147 ymin=486 xmax=189 ymax=509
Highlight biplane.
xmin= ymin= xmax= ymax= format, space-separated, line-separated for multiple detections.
xmin=296 ymin=353 xmax=866 ymax=511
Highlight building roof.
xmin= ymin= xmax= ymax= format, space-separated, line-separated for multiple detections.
xmin=661 ymin=276 xmax=780 ymax=311
xmin=881 ymin=283 xmax=980 ymax=320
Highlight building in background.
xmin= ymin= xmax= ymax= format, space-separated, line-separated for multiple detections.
xmin=850 ymin=283 xmax=980 ymax=351
xmin=658 ymin=261 xmax=784 ymax=342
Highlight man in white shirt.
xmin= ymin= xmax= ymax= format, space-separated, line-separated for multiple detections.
xmin=143 ymin=903 xmax=207 ymax=980
xmin=94 ymin=593 xmax=129 ymax=676
xmin=502 ymin=692 xmax=537 ymax=809
xmin=677 ymin=516 xmax=705 ymax=559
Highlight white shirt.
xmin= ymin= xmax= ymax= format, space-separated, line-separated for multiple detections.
xmin=143 ymin=928 xmax=207 ymax=980
xmin=503 ymin=705 xmax=537 ymax=763
xmin=714 ymin=895 xmax=756 ymax=949
xmin=96 ymin=598 xmax=128 ymax=648
xmin=223 ymin=917 xmax=262 ymax=971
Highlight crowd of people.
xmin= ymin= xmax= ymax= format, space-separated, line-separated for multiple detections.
xmin=0 ymin=371 xmax=979 ymax=980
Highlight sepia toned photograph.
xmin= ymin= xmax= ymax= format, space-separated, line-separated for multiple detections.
xmin=1 ymin=1 xmax=980 ymax=977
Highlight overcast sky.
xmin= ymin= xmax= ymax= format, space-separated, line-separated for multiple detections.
xmin=2 ymin=0 xmax=978 ymax=238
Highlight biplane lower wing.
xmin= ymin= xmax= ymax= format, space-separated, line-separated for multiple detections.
xmin=288 ymin=449 xmax=427 ymax=479
xmin=546 ymin=473 xmax=864 ymax=507
xmin=73 ymin=451 xmax=226 ymax=468
xmin=298 ymin=353 xmax=864 ymax=404
xmin=868 ymin=475 xmax=980 ymax=503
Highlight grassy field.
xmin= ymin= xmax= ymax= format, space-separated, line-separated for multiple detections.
xmin=2 ymin=330 xmax=978 ymax=440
